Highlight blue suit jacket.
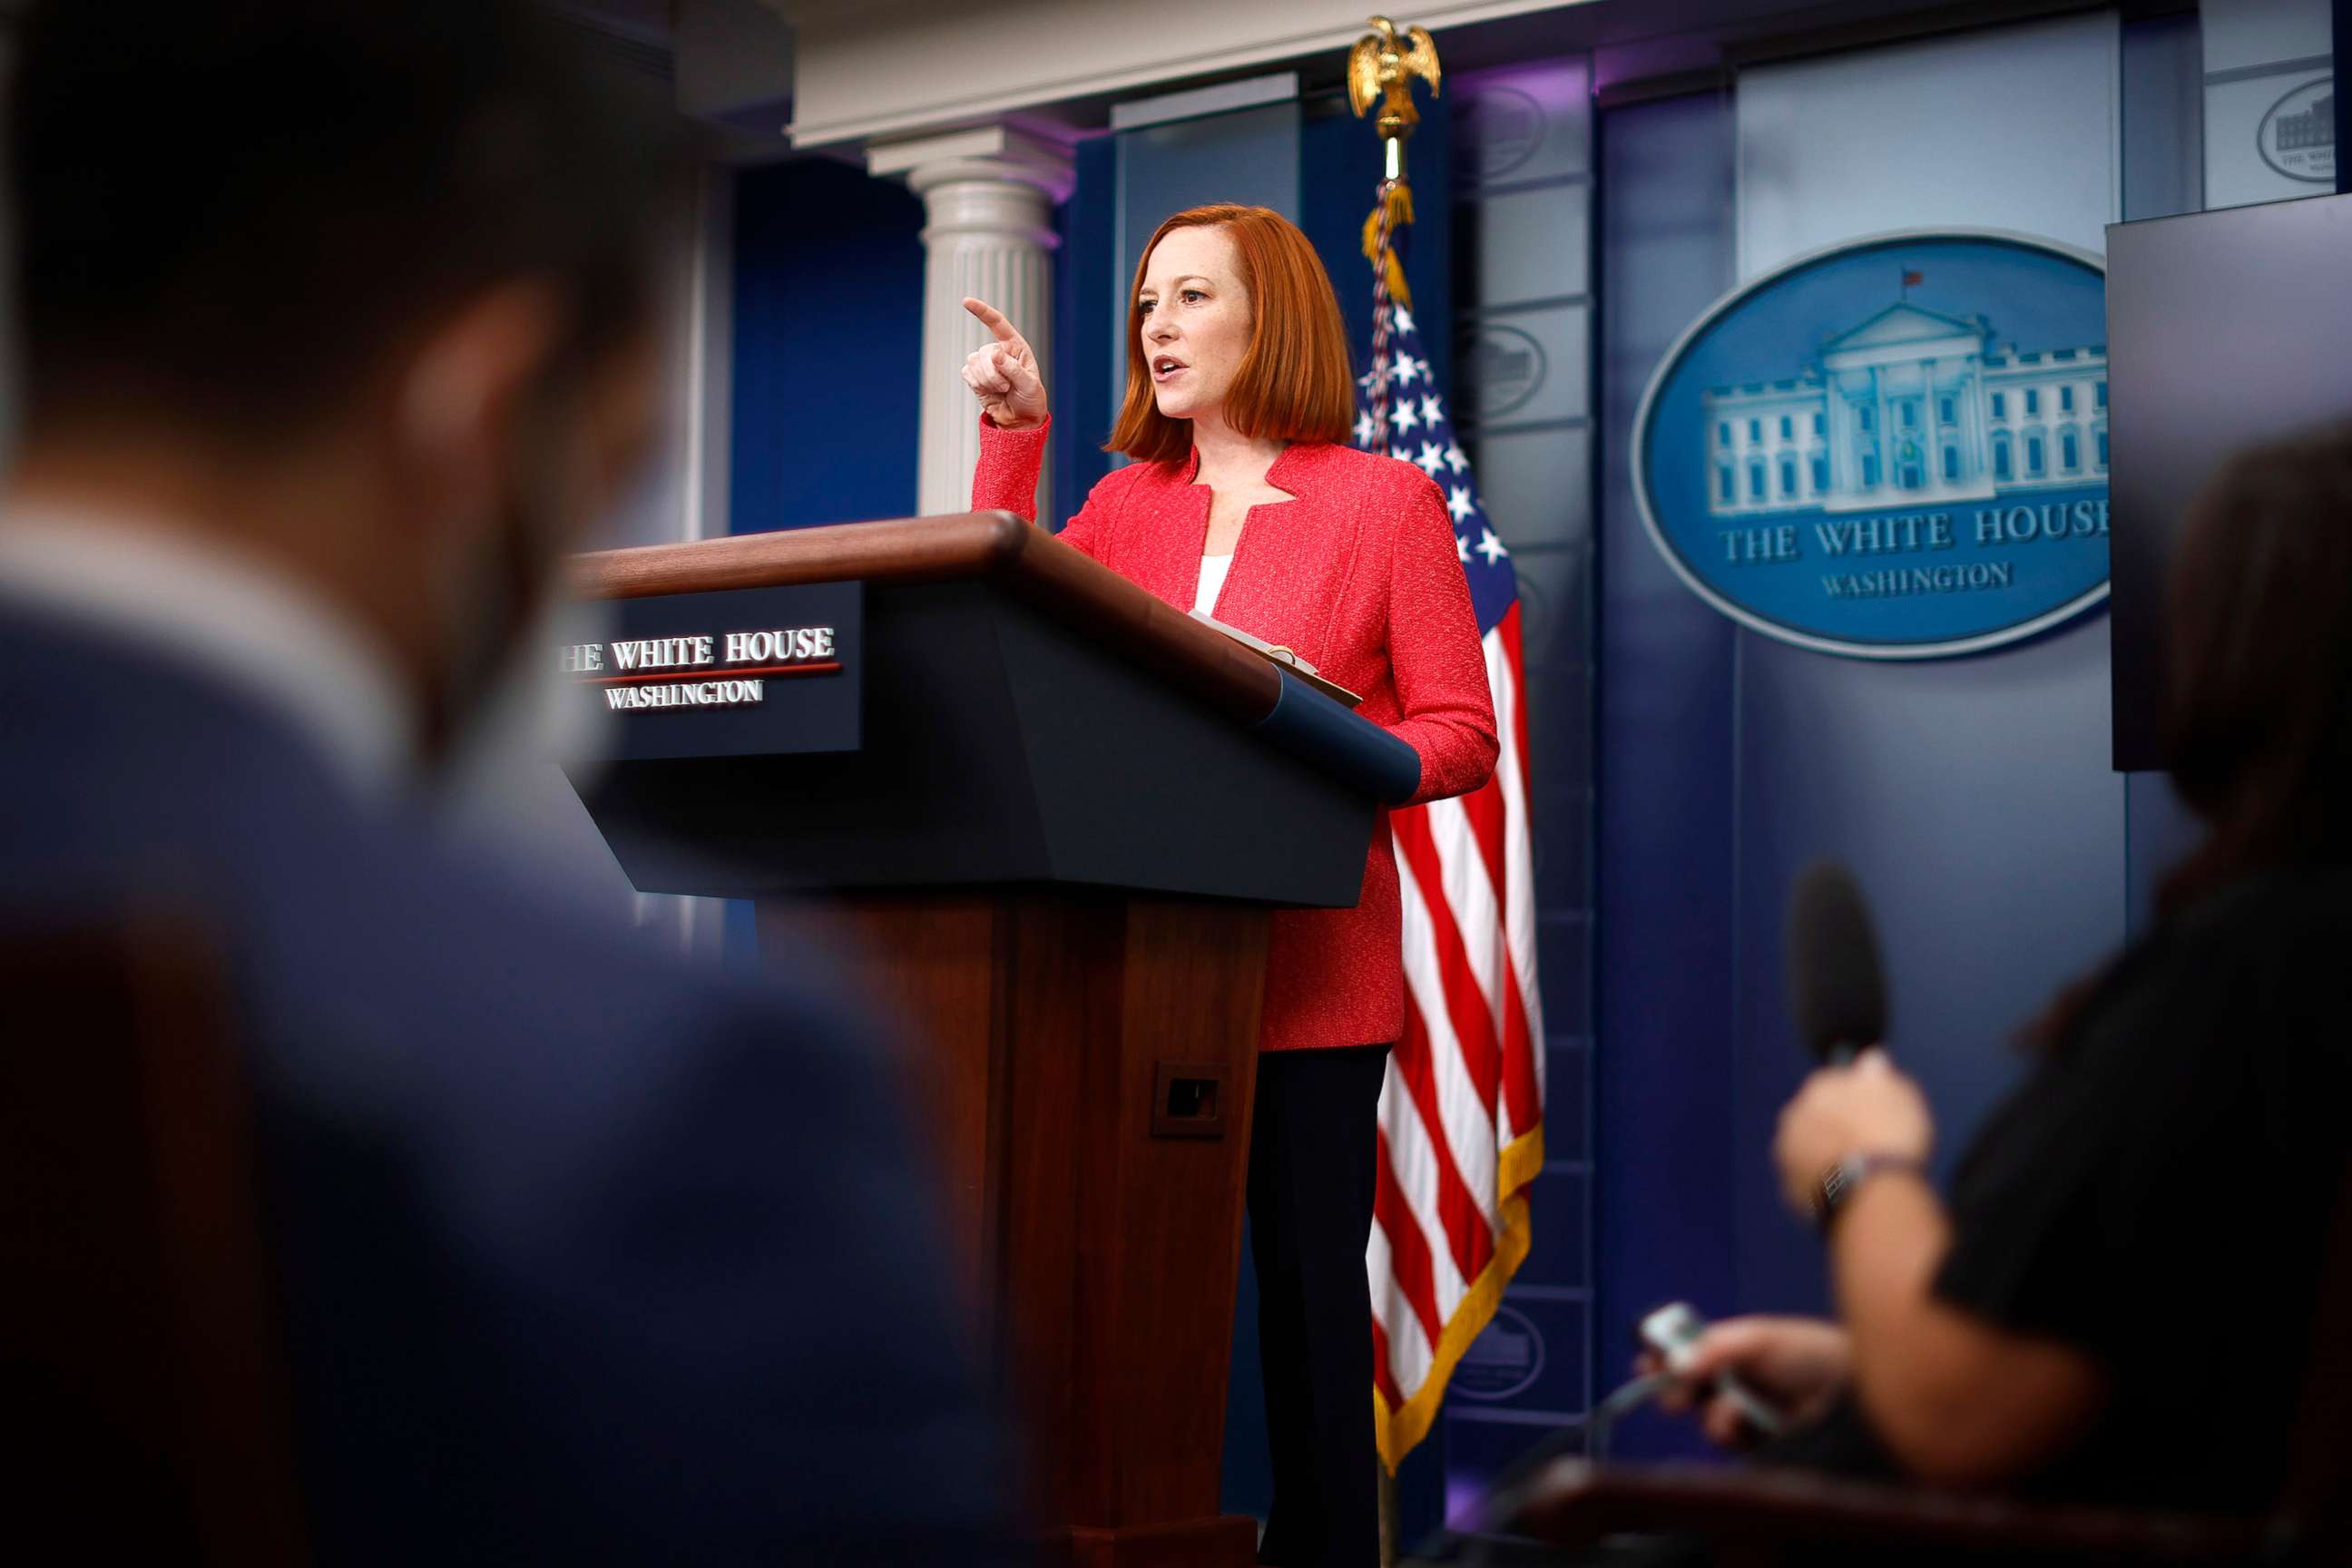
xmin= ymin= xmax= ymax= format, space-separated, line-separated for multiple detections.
xmin=0 ymin=604 xmax=1020 ymax=1563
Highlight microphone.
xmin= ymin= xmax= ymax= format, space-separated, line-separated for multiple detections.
xmin=1787 ymin=859 xmax=1887 ymax=1065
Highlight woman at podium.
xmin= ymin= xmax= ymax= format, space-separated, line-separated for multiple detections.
xmin=960 ymin=203 xmax=1497 ymax=1568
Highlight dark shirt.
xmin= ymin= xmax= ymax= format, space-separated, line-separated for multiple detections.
xmin=1772 ymin=868 xmax=2351 ymax=1514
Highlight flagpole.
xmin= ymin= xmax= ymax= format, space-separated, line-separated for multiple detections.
xmin=1350 ymin=14 xmax=1437 ymax=466
xmin=1349 ymin=22 xmax=1443 ymax=1565
xmin=1367 ymin=186 xmax=1399 ymax=456
xmin=1345 ymin=26 xmax=1550 ymax=1558
xmin=1364 ymin=107 xmax=1406 ymax=1568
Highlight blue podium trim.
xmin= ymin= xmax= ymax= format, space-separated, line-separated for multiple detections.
xmin=1252 ymin=671 xmax=1422 ymax=805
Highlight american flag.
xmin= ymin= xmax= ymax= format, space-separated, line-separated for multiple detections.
xmin=1354 ymin=297 xmax=1548 ymax=1470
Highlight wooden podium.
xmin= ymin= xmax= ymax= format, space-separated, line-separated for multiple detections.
xmin=567 ymin=513 xmax=1416 ymax=1566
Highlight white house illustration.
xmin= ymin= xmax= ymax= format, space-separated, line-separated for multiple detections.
xmin=1702 ymin=302 xmax=2107 ymax=517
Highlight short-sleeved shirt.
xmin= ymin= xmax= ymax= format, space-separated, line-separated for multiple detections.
xmin=1766 ymin=867 xmax=2352 ymax=1513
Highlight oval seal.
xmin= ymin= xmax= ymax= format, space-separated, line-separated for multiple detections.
xmin=1632 ymin=229 xmax=2111 ymax=659
xmin=1456 ymin=85 xmax=1546 ymax=185
xmin=1449 ymin=1303 xmax=1546 ymax=1401
xmin=2258 ymin=75 xmax=2336 ymax=185
xmin=1464 ymin=322 xmax=1547 ymax=423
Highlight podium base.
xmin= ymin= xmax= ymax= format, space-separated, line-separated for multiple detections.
xmin=769 ymin=890 xmax=1269 ymax=1560
xmin=1054 ymin=1514 xmax=1259 ymax=1568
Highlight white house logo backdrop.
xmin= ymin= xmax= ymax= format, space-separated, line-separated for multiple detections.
xmin=2259 ymin=75 xmax=2335 ymax=184
xmin=1634 ymin=230 xmax=2111 ymax=658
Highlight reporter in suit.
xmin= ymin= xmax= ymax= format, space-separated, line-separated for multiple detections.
xmin=0 ymin=3 xmax=1016 ymax=1561
xmin=959 ymin=204 xmax=1498 ymax=1567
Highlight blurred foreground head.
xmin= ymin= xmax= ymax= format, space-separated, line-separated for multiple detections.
xmin=7 ymin=0 xmax=684 ymax=751
xmin=2162 ymin=421 xmax=2352 ymax=905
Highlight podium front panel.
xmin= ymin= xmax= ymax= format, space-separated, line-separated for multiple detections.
xmin=575 ymin=578 xmax=1375 ymax=906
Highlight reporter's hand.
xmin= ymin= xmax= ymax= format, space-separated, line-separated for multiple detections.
xmin=1772 ymin=1048 xmax=1933 ymax=1216
xmin=1642 ymin=1316 xmax=1853 ymax=1450
xmin=959 ymin=298 xmax=1048 ymax=432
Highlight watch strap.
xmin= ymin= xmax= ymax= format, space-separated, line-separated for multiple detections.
xmin=1814 ymin=1151 xmax=1926 ymax=1227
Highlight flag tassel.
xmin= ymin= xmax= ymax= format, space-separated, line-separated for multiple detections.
xmin=1359 ymin=181 xmax=1416 ymax=311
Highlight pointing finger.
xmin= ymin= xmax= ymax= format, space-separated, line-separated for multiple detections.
xmin=963 ymin=297 xmax=1024 ymax=347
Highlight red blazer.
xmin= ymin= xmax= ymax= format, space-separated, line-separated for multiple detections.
xmin=974 ymin=416 xmax=1498 ymax=1051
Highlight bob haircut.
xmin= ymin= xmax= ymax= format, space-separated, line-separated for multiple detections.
xmin=1106 ymin=204 xmax=1355 ymax=466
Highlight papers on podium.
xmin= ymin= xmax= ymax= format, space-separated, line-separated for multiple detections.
xmin=1188 ymin=611 xmax=1364 ymax=708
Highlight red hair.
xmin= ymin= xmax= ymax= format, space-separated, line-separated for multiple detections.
xmin=1105 ymin=204 xmax=1354 ymax=466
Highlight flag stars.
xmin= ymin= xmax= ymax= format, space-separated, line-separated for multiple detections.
xmin=1391 ymin=354 xmax=1425 ymax=389
xmin=1446 ymin=485 xmax=1476 ymax=524
xmin=1353 ymin=410 xmax=1377 ymax=446
xmin=1455 ymin=530 xmax=1471 ymax=563
xmin=1444 ymin=444 xmax=1468 ymax=475
xmin=1419 ymin=394 xmax=1446 ymax=427
xmin=1392 ymin=303 xmax=1416 ymax=337
xmin=1390 ymin=399 xmax=1422 ymax=436
xmin=1413 ymin=441 xmax=1446 ymax=477
xmin=1476 ymin=528 xmax=1508 ymax=564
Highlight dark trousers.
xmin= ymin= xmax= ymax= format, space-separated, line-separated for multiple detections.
xmin=1248 ymin=1043 xmax=1389 ymax=1568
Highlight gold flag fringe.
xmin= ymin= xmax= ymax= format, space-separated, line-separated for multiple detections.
xmin=1360 ymin=181 xmax=1416 ymax=309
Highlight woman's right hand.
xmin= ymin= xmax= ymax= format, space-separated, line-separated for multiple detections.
xmin=1642 ymin=1316 xmax=1853 ymax=1449
xmin=960 ymin=297 xmax=1048 ymax=432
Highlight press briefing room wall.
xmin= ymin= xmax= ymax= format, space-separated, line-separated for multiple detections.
xmin=1594 ymin=7 xmax=2220 ymax=1462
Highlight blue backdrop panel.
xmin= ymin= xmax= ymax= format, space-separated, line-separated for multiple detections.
xmin=1111 ymin=102 xmax=1301 ymax=436
xmin=1720 ymin=15 xmax=2131 ymax=1322
xmin=1728 ymin=623 xmax=2123 ymax=1320
xmin=1590 ymin=12 xmax=2210 ymax=1463
xmin=1593 ymin=86 xmax=1742 ymax=1462
xmin=1054 ymin=136 xmax=1118 ymax=529
xmin=720 ymin=158 xmax=926 ymax=965
xmin=2117 ymin=11 xmax=2209 ymax=937
xmin=730 ymin=158 xmax=924 ymax=534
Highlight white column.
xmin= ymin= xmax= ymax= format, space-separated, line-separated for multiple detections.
xmin=869 ymin=126 xmax=1073 ymax=524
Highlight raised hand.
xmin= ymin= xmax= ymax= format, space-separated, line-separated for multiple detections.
xmin=959 ymin=297 xmax=1048 ymax=432
xmin=1773 ymin=1048 xmax=1933 ymax=1217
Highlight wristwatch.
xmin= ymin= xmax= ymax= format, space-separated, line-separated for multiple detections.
xmin=1814 ymin=1151 xmax=1926 ymax=1228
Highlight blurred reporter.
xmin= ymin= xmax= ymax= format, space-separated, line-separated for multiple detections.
xmin=0 ymin=3 xmax=1018 ymax=1560
xmin=1654 ymin=423 xmax=2352 ymax=1513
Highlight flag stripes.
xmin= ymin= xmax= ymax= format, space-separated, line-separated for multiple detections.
xmin=1357 ymin=287 xmax=1547 ymax=1469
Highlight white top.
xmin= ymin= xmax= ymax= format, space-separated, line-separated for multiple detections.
xmin=1193 ymin=552 xmax=1234 ymax=615
xmin=0 ymin=508 xmax=416 ymax=797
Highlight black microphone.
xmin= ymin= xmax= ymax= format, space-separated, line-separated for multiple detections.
xmin=1787 ymin=859 xmax=1887 ymax=1066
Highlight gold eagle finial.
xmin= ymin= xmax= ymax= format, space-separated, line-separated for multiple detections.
xmin=1348 ymin=15 xmax=1442 ymax=146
